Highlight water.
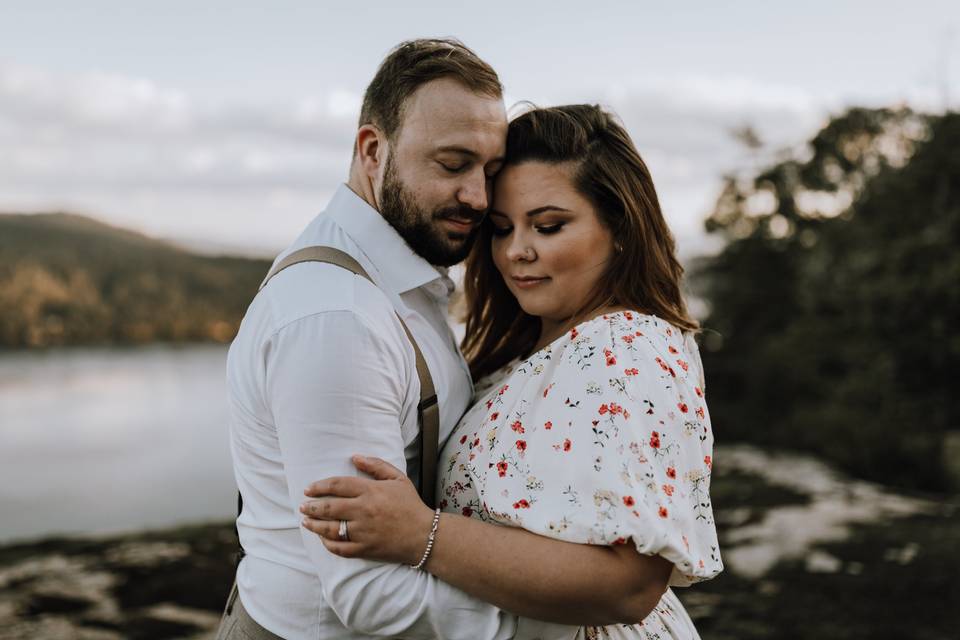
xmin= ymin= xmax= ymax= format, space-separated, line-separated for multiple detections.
xmin=0 ymin=345 xmax=237 ymax=544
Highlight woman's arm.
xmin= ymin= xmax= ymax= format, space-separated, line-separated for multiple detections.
xmin=301 ymin=456 xmax=672 ymax=626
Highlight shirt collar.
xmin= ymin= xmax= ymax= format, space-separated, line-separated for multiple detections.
xmin=325 ymin=184 xmax=449 ymax=295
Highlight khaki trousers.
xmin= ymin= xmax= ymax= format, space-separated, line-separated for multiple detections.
xmin=214 ymin=581 xmax=284 ymax=640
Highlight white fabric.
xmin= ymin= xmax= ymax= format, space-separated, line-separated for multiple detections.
xmin=226 ymin=184 xmax=523 ymax=639
xmin=438 ymin=311 xmax=723 ymax=639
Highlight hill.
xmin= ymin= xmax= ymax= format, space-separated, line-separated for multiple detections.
xmin=0 ymin=213 xmax=271 ymax=348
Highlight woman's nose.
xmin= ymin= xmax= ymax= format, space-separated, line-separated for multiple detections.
xmin=505 ymin=232 xmax=535 ymax=262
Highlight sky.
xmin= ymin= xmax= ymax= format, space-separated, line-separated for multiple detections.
xmin=1 ymin=0 xmax=958 ymax=258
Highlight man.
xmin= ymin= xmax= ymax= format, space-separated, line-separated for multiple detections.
xmin=218 ymin=39 xmax=529 ymax=639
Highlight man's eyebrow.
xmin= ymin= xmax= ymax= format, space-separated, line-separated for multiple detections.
xmin=488 ymin=206 xmax=571 ymax=218
xmin=435 ymin=146 xmax=505 ymax=164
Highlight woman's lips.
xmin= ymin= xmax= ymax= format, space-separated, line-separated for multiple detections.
xmin=511 ymin=276 xmax=549 ymax=289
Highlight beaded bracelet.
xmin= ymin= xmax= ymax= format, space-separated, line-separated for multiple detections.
xmin=411 ymin=507 xmax=442 ymax=570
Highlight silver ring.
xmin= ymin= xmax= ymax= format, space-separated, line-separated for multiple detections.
xmin=338 ymin=519 xmax=349 ymax=542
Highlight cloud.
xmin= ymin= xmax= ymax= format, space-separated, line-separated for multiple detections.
xmin=586 ymin=74 xmax=830 ymax=254
xmin=0 ymin=60 xmax=839 ymax=258
xmin=0 ymin=60 xmax=361 ymax=255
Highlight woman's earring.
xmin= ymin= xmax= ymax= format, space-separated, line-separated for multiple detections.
xmin=614 ymin=242 xmax=623 ymax=254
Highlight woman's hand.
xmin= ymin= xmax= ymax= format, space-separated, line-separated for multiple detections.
xmin=300 ymin=455 xmax=436 ymax=566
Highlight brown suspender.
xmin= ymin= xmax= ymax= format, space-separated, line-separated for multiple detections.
xmin=236 ymin=246 xmax=440 ymax=564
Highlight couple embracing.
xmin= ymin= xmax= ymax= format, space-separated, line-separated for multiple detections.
xmin=217 ymin=38 xmax=722 ymax=640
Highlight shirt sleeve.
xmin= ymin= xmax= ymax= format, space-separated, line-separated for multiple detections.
xmin=470 ymin=313 xmax=723 ymax=588
xmin=265 ymin=309 xmax=519 ymax=639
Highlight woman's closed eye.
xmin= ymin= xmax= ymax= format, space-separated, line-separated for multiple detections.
xmin=490 ymin=223 xmax=565 ymax=237
xmin=535 ymin=223 xmax=564 ymax=235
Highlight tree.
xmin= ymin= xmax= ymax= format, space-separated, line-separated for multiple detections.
xmin=693 ymin=108 xmax=958 ymax=491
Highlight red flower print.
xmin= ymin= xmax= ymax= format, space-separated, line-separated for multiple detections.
xmin=486 ymin=400 xmax=493 ymax=409
xmin=498 ymin=385 xmax=509 ymax=395
xmin=613 ymin=537 xmax=627 ymax=545
xmin=623 ymin=495 xmax=635 ymax=507
xmin=544 ymin=421 xmax=553 ymax=430
xmin=668 ymin=346 xmax=678 ymax=355
xmin=649 ymin=431 xmax=661 ymax=449
xmin=682 ymin=534 xmax=689 ymax=550
xmin=609 ymin=402 xmax=623 ymax=415
xmin=459 ymin=434 xmax=467 ymax=444
xmin=440 ymin=499 xmax=448 ymax=509
xmin=699 ymin=559 xmax=705 ymax=569
xmin=490 ymin=412 xmax=499 ymax=421
xmin=666 ymin=466 xmax=676 ymax=479
xmin=624 ymin=311 xmax=633 ymax=320
xmin=696 ymin=407 xmax=705 ymax=419
xmin=513 ymin=499 xmax=530 ymax=509
xmin=662 ymin=484 xmax=674 ymax=497
xmin=668 ymin=367 xmax=677 ymax=377
xmin=543 ymin=383 xmax=555 ymax=398
xmin=622 ymin=334 xmax=634 ymax=344
xmin=563 ymin=438 xmax=572 ymax=451
xmin=694 ymin=386 xmax=703 ymax=397
xmin=603 ymin=348 xmax=617 ymax=366
xmin=635 ymin=331 xmax=643 ymax=337
xmin=473 ymin=438 xmax=480 ymax=447
xmin=462 ymin=507 xmax=473 ymax=517
xmin=599 ymin=404 xmax=609 ymax=415
xmin=655 ymin=357 xmax=670 ymax=372
xmin=658 ymin=506 xmax=669 ymax=518
xmin=496 ymin=461 xmax=508 ymax=477
xmin=704 ymin=455 xmax=712 ymax=469
xmin=678 ymin=402 xmax=688 ymax=413
xmin=625 ymin=368 xmax=639 ymax=376
xmin=511 ymin=420 xmax=524 ymax=433
xmin=677 ymin=359 xmax=689 ymax=372
xmin=570 ymin=327 xmax=579 ymax=339
xmin=666 ymin=327 xmax=673 ymax=336
xmin=516 ymin=440 xmax=527 ymax=452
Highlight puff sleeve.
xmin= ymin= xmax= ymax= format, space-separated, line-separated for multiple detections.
xmin=458 ymin=312 xmax=722 ymax=587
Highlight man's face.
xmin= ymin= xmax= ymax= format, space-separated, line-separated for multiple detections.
xmin=376 ymin=78 xmax=507 ymax=267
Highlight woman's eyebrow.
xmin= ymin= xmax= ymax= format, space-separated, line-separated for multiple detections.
xmin=525 ymin=206 xmax=570 ymax=217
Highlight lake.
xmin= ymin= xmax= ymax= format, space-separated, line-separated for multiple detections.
xmin=0 ymin=345 xmax=237 ymax=543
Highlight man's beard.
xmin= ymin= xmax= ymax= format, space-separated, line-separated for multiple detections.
xmin=378 ymin=154 xmax=484 ymax=267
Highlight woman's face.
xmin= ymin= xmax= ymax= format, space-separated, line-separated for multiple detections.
xmin=490 ymin=161 xmax=615 ymax=331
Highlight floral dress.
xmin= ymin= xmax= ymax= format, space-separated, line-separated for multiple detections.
xmin=438 ymin=311 xmax=722 ymax=639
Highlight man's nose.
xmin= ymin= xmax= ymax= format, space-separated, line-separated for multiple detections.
xmin=457 ymin=171 xmax=489 ymax=212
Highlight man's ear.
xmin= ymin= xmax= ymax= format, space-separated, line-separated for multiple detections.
xmin=355 ymin=124 xmax=385 ymax=179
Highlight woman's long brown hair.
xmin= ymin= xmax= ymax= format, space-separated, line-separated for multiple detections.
xmin=462 ymin=104 xmax=697 ymax=381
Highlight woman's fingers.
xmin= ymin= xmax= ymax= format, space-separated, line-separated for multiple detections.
xmin=300 ymin=497 xmax=354 ymax=521
xmin=351 ymin=455 xmax=406 ymax=480
xmin=303 ymin=476 xmax=367 ymax=498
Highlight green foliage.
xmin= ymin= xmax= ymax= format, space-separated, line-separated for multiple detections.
xmin=0 ymin=213 xmax=270 ymax=348
xmin=693 ymin=108 xmax=959 ymax=491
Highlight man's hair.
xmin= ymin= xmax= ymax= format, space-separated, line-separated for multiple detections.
xmin=359 ymin=38 xmax=503 ymax=142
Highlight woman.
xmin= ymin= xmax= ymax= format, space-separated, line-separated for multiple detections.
xmin=301 ymin=105 xmax=722 ymax=639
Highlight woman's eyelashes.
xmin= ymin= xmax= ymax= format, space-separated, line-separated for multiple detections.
xmin=489 ymin=222 xmax=565 ymax=237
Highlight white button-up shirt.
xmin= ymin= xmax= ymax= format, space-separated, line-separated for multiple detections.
xmin=225 ymin=184 xmax=517 ymax=639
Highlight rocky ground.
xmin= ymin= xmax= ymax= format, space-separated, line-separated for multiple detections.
xmin=2 ymin=445 xmax=957 ymax=639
